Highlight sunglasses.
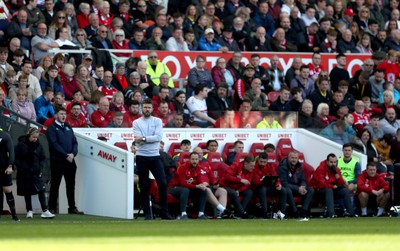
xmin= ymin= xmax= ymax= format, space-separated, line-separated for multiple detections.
xmin=58 ymin=16 xmax=66 ymax=19
xmin=148 ymin=56 xmax=157 ymax=59
xmin=76 ymin=34 xmax=84 ymax=36
xmin=138 ymin=4 xmax=146 ymax=7
xmin=101 ymin=30 xmax=108 ymax=33
xmin=116 ymin=34 xmax=123 ymax=37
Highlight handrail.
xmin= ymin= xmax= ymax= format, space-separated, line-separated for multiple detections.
xmin=0 ymin=105 xmax=46 ymax=131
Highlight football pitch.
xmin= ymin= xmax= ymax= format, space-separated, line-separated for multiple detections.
xmin=1 ymin=215 xmax=400 ymax=250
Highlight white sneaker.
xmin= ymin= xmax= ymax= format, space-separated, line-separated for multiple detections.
xmin=41 ymin=210 xmax=55 ymax=219
xmin=26 ymin=211 xmax=33 ymax=218
xmin=299 ymin=217 xmax=309 ymax=222
xmin=277 ymin=210 xmax=286 ymax=221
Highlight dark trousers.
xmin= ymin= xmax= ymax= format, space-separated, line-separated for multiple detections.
xmin=24 ymin=191 xmax=47 ymax=211
xmin=286 ymin=186 xmax=314 ymax=212
xmin=136 ymin=155 xmax=168 ymax=217
xmin=225 ymin=187 xmax=253 ymax=214
xmin=315 ymin=187 xmax=353 ymax=216
xmin=48 ymin=159 xmax=77 ymax=211
xmin=257 ymin=186 xmax=287 ymax=213
xmin=168 ymin=186 xmax=207 ymax=213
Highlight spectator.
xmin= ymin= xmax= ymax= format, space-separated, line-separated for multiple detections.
xmin=253 ymin=1 xmax=275 ymax=38
xmin=288 ymin=87 xmax=304 ymax=112
xmin=247 ymin=26 xmax=272 ymax=52
xmin=285 ymin=56 xmax=302 ymax=88
xmin=111 ymin=29 xmax=131 ymax=57
xmin=111 ymin=63 xmax=129 ymax=92
xmin=132 ymin=1 xmax=151 ymax=31
xmin=146 ymin=14 xmax=171 ymax=41
xmin=376 ymin=50 xmax=400 ymax=83
xmin=319 ymin=29 xmax=338 ymax=53
xmin=298 ymin=99 xmax=322 ymax=128
xmin=66 ymin=102 xmax=87 ymax=128
xmin=42 ymin=0 xmax=55 ymax=26
xmin=266 ymin=55 xmax=285 ymax=92
xmin=31 ymin=23 xmax=59 ymax=65
xmin=151 ymin=86 xmax=175 ymax=114
xmin=64 ymin=3 xmax=78 ymax=35
xmin=218 ymin=26 xmax=241 ymax=51
xmin=270 ymin=28 xmax=298 ymax=52
xmin=206 ymin=82 xmax=233 ymax=120
xmin=72 ymin=29 xmax=91 ymax=49
xmin=310 ymin=153 xmax=356 ymax=218
xmin=92 ymin=65 xmax=104 ymax=87
xmin=39 ymin=65 xmax=64 ymax=96
xmin=385 ymin=29 xmax=400 ymax=51
xmin=2 ymin=70 xmax=16 ymax=96
xmin=98 ymin=71 xmax=117 ymax=101
xmin=198 ymin=28 xmax=228 ymax=52
xmin=34 ymin=87 xmax=55 ymax=124
xmin=122 ymin=100 xmax=141 ymax=127
xmin=330 ymin=53 xmax=350 ymax=92
xmin=369 ymin=69 xmax=386 ymax=104
xmin=75 ymin=65 xmax=98 ymax=101
xmin=320 ymin=119 xmax=356 ymax=144
xmin=186 ymin=83 xmax=215 ymax=127
xmin=91 ymin=97 xmax=114 ymax=127
xmin=86 ymin=90 xmax=104 ymax=121
xmin=152 ymin=73 xmax=176 ymax=97
xmin=91 ymin=25 xmax=113 ymax=50
xmin=184 ymin=29 xmax=198 ymax=51
xmin=279 ymin=14 xmax=297 ymax=45
xmin=349 ymin=71 xmax=372 ymax=100
xmin=233 ymin=64 xmax=255 ymax=107
xmin=372 ymin=29 xmax=387 ymax=51
xmin=337 ymin=29 xmax=359 ymax=53
xmin=256 ymin=112 xmax=283 ymax=129
xmin=379 ymin=108 xmax=400 ymax=135
xmin=145 ymin=51 xmax=174 ymax=88
xmin=9 ymin=75 xmax=35 ymax=102
xmin=7 ymin=10 xmax=34 ymax=51
xmin=211 ymin=57 xmax=236 ymax=95
xmin=129 ymin=29 xmax=147 ymax=50
xmin=290 ymin=65 xmax=314 ymax=100
xmin=98 ymin=1 xmax=113 ymax=29
xmin=11 ymin=88 xmax=36 ymax=124
xmin=301 ymin=5 xmax=318 ymax=26
xmin=0 ymin=88 xmax=12 ymax=113
xmin=250 ymin=54 xmax=268 ymax=83
xmin=108 ymin=111 xmax=124 ymax=128
xmin=0 ymin=48 xmax=14 ymax=83
xmin=227 ymin=51 xmax=245 ymax=82
xmin=352 ymin=100 xmax=371 ymax=133
xmin=34 ymin=54 xmax=52 ymax=80
xmin=146 ymin=27 xmax=166 ymax=50
xmin=187 ymin=55 xmax=213 ymax=96
xmin=109 ymin=91 xmax=127 ymax=113
xmin=317 ymin=103 xmax=337 ymax=128
xmin=49 ymin=10 xmax=72 ymax=40
xmin=232 ymin=17 xmax=250 ymax=51
xmin=20 ymin=0 xmax=46 ymax=28
xmin=356 ymin=34 xmax=373 ymax=53
xmin=244 ymin=78 xmax=269 ymax=112
xmin=76 ymin=2 xmax=91 ymax=29
xmin=309 ymin=77 xmax=332 ymax=110
xmin=166 ymin=28 xmax=189 ymax=52
xmin=171 ymin=90 xmax=191 ymax=125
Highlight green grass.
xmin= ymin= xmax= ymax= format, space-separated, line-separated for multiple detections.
xmin=1 ymin=215 xmax=400 ymax=250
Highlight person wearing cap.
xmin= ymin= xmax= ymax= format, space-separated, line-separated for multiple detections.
xmin=337 ymin=8 xmax=355 ymax=28
xmin=233 ymin=63 xmax=255 ymax=107
xmin=218 ymin=26 xmax=240 ymax=51
xmin=198 ymin=27 xmax=228 ymax=52
xmin=145 ymin=51 xmax=174 ymax=88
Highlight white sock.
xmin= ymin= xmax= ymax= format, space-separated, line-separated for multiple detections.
xmin=216 ymin=204 xmax=226 ymax=212
xmin=361 ymin=207 xmax=367 ymax=215
xmin=198 ymin=212 xmax=204 ymax=217
xmin=181 ymin=212 xmax=187 ymax=216
xmin=377 ymin=207 xmax=384 ymax=216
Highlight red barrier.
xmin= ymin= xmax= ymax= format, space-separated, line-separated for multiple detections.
xmin=132 ymin=51 xmax=372 ymax=80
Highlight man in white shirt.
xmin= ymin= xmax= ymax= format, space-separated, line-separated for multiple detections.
xmin=16 ymin=60 xmax=42 ymax=100
xmin=186 ymin=83 xmax=215 ymax=127
xmin=166 ymin=28 xmax=189 ymax=52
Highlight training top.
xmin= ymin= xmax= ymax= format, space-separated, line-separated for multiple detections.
xmin=133 ymin=116 xmax=162 ymax=157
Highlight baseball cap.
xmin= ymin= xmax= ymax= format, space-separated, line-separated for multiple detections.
xmin=344 ymin=8 xmax=355 ymax=16
xmin=205 ymin=28 xmax=214 ymax=34
xmin=83 ymin=54 xmax=93 ymax=60
xmin=245 ymin=64 xmax=255 ymax=70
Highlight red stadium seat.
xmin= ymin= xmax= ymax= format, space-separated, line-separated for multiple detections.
xmin=114 ymin=142 xmax=128 ymax=150
xmin=249 ymin=143 xmax=265 ymax=158
xmin=267 ymin=152 xmax=279 ymax=170
xmin=276 ymin=138 xmax=294 ymax=161
xmin=267 ymin=91 xmax=280 ymax=104
xmin=206 ymin=152 xmax=222 ymax=164
xmin=222 ymin=142 xmax=235 ymax=163
xmin=197 ymin=142 xmax=209 ymax=153
xmin=168 ymin=142 xmax=182 ymax=157
xmin=178 ymin=152 xmax=191 ymax=165
xmin=297 ymin=151 xmax=306 ymax=164
xmin=233 ymin=152 xmax=248 ymax=163
xmin=302 ymin=162 xmax=315 ymax=186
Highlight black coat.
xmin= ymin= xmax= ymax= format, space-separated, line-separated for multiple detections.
xmin=15 ymin=136 xmax=46 ymax=196
xmin=206 ymin=90 xmax=233 ymax=120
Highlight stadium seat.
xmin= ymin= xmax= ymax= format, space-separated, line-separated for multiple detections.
xmin=222 ymin=142 xmax=235 ymax=163
xmin=233 ymin=152 xmax=248 ymax=163
xmin=178 ymin=152 xmax=191 ymax=165
xmin=298 ymin=151 xmax=306 ymax=164
xmin=197 ymin=142 xmax=209 ymax=153
xmin=276 ymin=138 xmax=294 ymax=161
xmin=302 ymin=162 xmax=315 ymax=185
xmin=267 ymin=152 xmax=279 ymax=170
xmin=114 ymin=142 xmax=128 ymax=150
xmin=206 ymin=152 xmax=222 ymax=164
xmin=168 ymin=142 xmax=182 ymax=157
xmin=267 ymin=91 xmax=280 ymax=104
xmin=249 ymin=143 xmax=265 ymax=158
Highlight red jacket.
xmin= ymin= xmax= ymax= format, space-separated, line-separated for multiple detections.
xmin=197 ymin=162 xmax=217 ymax=186
xmin=220 ymin=161 xmax=257 ymax=192
xmin=112 ymin=39 xmax=132 ymax=57
xmin=76 ymin=13 xmax=90 ymax=29
xmin=310 ymin=160 xmax=346 ymax=190
xmin=66 ymin=113 xmax=87 ymax=128
xmin=356 ymin=170 xmax=389 ymax=195
xmin=60 ymin=72 xmax=80 ymax=100
xmin=352 ymin=111 xmax=370 ymax=133
xmin=90 ymin=110 xmax=114 ymax=127
xmin=122 ymin=112 xmax=141 ymax=127
xmin=168 ymin=161 xmax=206 ymax=189
xmin=253 ymin=162 xmax=281 ymax=188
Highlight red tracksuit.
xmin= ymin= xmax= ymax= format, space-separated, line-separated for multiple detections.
xmin=253 ymin=162 xmax=281 ymax=188
xmin=352 ymin=111 xmax=370 ymax=133
xmin=168 ymin=161 xmax=205 ymax=188
xmin=220 ymin=162 xmax=257 ymax=192
xmin=310 ymin=160 xmax=346 ymax=190
xmin=356 ymin=170 xmax=389 ymax=195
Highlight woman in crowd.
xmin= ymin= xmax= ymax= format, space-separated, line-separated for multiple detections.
xmin=87 ymin=90 xmax=105 ymax=122
xmin=111 ymin=29 xmax=131 ymax=58
xmin=35 ymin=55 xmax=53 ymax=80
xmin=48 ymin=10 xmax=72 ymax=40
xmin=76 ymin=2 xmax=91 ymax=29
xmin=8 ymin=75 xmax=35 ymax=102
xmin=15 ymin=127 xmax=55 ymax=219
xmin=316 ymin=102 xmax=336 ymax=128
xmin=185 ymin=4 xmax=198 ymax=27
xmin=60 ymin=63 xmax=80 ymax=100
xmin=356 ymin=34 xmax=373 ymax=53
xmin=172 ymin=90 xmax=191 ymax=125
xmin=53 ymin=53 xmax=65 ymax=73
xmin=72 ymin=29 xmax=92 ymax=49
xmin=298 ymin=99 xmax=324 ymax=129
xmin=11 ymin=88 xmax=36 ymax=124
xmin=211 ymin=57 xmax=236 ymax=94
xmin=377 ymin=90 xmax=395 ymax=118
xmin=187 ymin=55 xmax=213 ymax=96
xmin=109 ymin=91 xmax=127 ymax=113
xmin=75 ymin=64 xmax=98 ymax=101
xmin=64 ymin=3 xmax=78 ymax=35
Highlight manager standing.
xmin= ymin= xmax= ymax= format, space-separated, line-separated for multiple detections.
xmin=46 ymin=107 xmax=83 ymax=215
xmin=133 ymin=99 xmax=172 ymax=220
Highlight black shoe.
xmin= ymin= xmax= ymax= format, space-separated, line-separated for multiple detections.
xmin=68 ymin=208 xmax=84 ymax=215
xmin=242 ymin=212 xmax=256 ymax=219
xmin=12 ymin=215 xmax=20 ymax=222
xmin=161 ymin=214 xmax=175 ymax=220
xmin=49 ymin=209 xmax=57 ymax=215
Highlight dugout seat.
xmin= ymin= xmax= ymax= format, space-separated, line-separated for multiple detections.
xmin=178 ymin=152 xmax=191 ymax=165
xmin=197 ymin=142 xmax=209 ymax=153
xmin=267 ymin=152 xmax=279 ymax=170
xmin=168 ymin=142 xmax=182 ymax=157
xmin=222 ymin=142 xmax=235 ymax=163
xmin=233 ymin=152 xmax=249 ymax=163
xmin=249 ymin=143 xmax=265 ymax=158
xmin=114 ymin=142 xmax=128 ymax=151
xmin=276 ymin=138 xmax=294 ymax=161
